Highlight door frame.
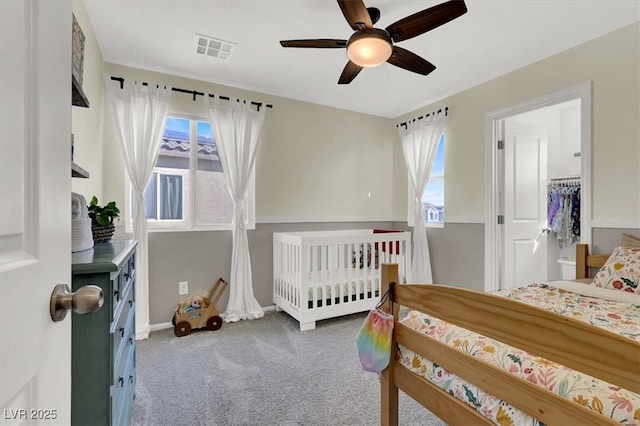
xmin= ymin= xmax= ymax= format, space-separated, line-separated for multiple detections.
xmin=484 ymin=83 xmax=592 ymax=292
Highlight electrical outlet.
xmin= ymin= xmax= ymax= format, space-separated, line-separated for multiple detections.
xmin=178 ymin=281 xmax=188 ymax=295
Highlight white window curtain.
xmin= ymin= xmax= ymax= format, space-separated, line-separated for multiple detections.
xmin=398 ymin=112 xmax=446 ymax=283
xmin=105 ymin=78 xmax=171 ymax=340
xmin=204 ymin=99 xmax=265 ymax=323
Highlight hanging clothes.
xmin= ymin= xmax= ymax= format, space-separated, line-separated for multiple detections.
xmin=547 ymin=178 xmax=580 ymax=249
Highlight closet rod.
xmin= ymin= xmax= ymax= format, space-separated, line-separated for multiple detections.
xmin=549 ymin=176 xmax=580 ymax=181
xmin=109 ymin=76 xmax=273 ymax=110
xmin=396 ymin=107 xmax=448 ymax=128
xmin=548 ymin=176 xmax=581 ymax=187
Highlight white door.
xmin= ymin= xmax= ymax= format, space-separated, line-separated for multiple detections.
xmin=502 ymin=120 xmax=548 ymax=289
xmin=1 ymin=0 xmax=72 ymax=423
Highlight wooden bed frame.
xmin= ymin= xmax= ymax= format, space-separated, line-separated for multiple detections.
xmin=379 ymin=243 xmax=639 ymax=425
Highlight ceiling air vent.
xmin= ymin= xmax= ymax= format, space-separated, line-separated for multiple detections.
xmin=195 ymin=34 xmax=236 ymax=60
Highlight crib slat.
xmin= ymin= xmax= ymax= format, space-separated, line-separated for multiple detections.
xmin=286 ymin=242 xmax=291 ymax=303
xmin=282 ymin=242 xmax=287 ymax=302
xmin=353 ymin=242 xmax=359 ymax=303
xmin=293 ymin=244 xmax=297 ymax=305
xmin=274 ymin=241 xmax=279 ymax=299
xmin=311 ymin=245 xmax=315 ymax=307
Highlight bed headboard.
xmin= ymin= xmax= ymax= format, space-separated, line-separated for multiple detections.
xmin=575 ymin=243 xmax=610 ymax=279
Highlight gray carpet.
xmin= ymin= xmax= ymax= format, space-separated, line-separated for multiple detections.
xmin=131 ymin=311 xmax=446 ymax=426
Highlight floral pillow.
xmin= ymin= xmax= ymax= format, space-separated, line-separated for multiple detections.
xmin=592 ymin=246 xmax=640 ymax=294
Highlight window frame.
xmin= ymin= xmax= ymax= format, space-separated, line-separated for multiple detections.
xmin=125 ymin=113 xmax=255 ymax=233
xmin=407 ymin=134 xmax=445 ymax=229
xmin=142 ymin=166 xmax=191 ymax=229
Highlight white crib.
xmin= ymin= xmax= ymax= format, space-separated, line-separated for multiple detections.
xmin=273 ymin=229 xmax=412 ymax=331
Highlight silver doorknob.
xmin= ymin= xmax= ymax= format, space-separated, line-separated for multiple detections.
xmin=50 ymin=284 xmax=104 ymax=322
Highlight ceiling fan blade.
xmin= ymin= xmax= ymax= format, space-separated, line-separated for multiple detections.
xmin=338 ymin=61 xmax=363 ymax=84
xmin=387 ymin=46 xmax=436 ymax=76
xmin=280 ymin=39 xmax=347 ymax=48
xmin=386 ymin=0 xmax=467 ymax=43
xmin=337 ymin=0 xmax=373 ymax=31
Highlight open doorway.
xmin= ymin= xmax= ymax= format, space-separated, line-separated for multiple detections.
xmin=484 ymin=83 xmax=592 ymax=291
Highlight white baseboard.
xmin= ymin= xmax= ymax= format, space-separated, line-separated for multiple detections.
xmin=150 ymin=322 xmax=172 ymax=332
xmin=149 ymin=305 xmax=279 ymax=332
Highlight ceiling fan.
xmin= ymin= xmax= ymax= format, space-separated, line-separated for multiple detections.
xmin=280 ymin=0 xmax=467 ymax=84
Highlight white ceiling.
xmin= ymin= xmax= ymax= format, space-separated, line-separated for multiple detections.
xmin=83 ymin=0 xmax=639 ymax=118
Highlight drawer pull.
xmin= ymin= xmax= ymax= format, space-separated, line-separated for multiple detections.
xmin=129 ymin=375 xmax=134 ymax=384
xmin=128 ymin=337 xmax=133 ymax=345
xmin=114 ymin=289 xmax=120 ymax=301
xmin=119 ymin=327 xmax=125 ymax=338
xmin=129 ymin=300 xmax=133 ymax=308
xmin=124 ymin=273 xmax=129 ymax=281
xmin=118 ymin=377 xmax=124 ymax=388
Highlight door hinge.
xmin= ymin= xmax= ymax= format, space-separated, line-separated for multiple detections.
xmin=497 ymin=140 xmax=504 ymax=150
xmin=497 ymin=215 xmax=504 ymax=225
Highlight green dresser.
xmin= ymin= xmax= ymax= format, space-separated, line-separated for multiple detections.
xmin=71 ymin=240 xmax=137 ymax=426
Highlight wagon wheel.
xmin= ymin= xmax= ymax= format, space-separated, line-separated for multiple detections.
xmin=171 ymin=315 xmax=176 ymax=326
xmin=206 ymin=315 xmax=223 ymax=331
xmin=174 ymin=321 xmax=191 ymax=337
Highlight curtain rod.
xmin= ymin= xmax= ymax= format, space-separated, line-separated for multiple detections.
xmin=109 ymin=76 xmax=273 ymax=111
xmin=396 ymin=107 xmax=448 ymax=128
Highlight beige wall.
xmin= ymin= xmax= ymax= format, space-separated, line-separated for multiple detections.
xmin=101 ymin=63 xmax=397 ymax=222
xmin=71 ymin=0 xmax=105 ymax=202
xmin=393 ymin=23 xmax=640 ymax=223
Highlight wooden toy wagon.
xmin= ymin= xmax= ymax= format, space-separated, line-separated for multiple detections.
xmin=172 ymin=278 xmax=228 ymax=337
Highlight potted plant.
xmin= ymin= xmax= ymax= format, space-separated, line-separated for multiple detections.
xmin=87 ymin=196 xmax=120 ymax=243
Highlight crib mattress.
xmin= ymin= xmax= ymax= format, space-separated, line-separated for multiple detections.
xmin=397 ymin=282 xmax=640 ymax=425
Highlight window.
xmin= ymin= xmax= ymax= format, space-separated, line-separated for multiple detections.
xmin=126 ymin=116 xmax=253 ymax=231
xmin=143 ymin=168 xmax=188 ymax=221
xmin=422 ymin=135 xmax=445 ymax=225
xmin=408 ymin=134 xmax=445 ymax=226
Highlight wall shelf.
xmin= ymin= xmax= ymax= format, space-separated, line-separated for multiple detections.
xmin=72 ymin=162 xmax=90 ymax=178
xmin=72 ymin=75 xmax=89 ymax=108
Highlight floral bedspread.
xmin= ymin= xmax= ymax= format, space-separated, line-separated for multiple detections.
xmin=398 ymin=283 xmax=640 ymax=425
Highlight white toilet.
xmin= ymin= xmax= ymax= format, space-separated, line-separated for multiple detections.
xmin=557 ymin=258 xmax=576 ymax=280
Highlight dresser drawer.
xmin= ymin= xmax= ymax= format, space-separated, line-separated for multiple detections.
xmin=111 ymin=343 xmax=135 ymax=426
xmin=126 ymin=251 xmax=136 ymax=282
xmin=109 ymin=271 xmax=122 ymax=322
xmin=111 ymin=297 xmax=134 ymax=379
xmin=112 ymin=271 xmax=134 ymax=319
xmin=113 ymin=275 xmax=134 ymax=327
xmin=113 ymin=324 xmax=134 ymax=386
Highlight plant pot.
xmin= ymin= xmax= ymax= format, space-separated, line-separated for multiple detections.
xmin=92 ymin=223 xmax=115 ymax=244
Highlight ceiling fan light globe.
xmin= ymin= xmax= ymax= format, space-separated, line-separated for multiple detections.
xmin=347 ymin=31 xmax=392 ymax=68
